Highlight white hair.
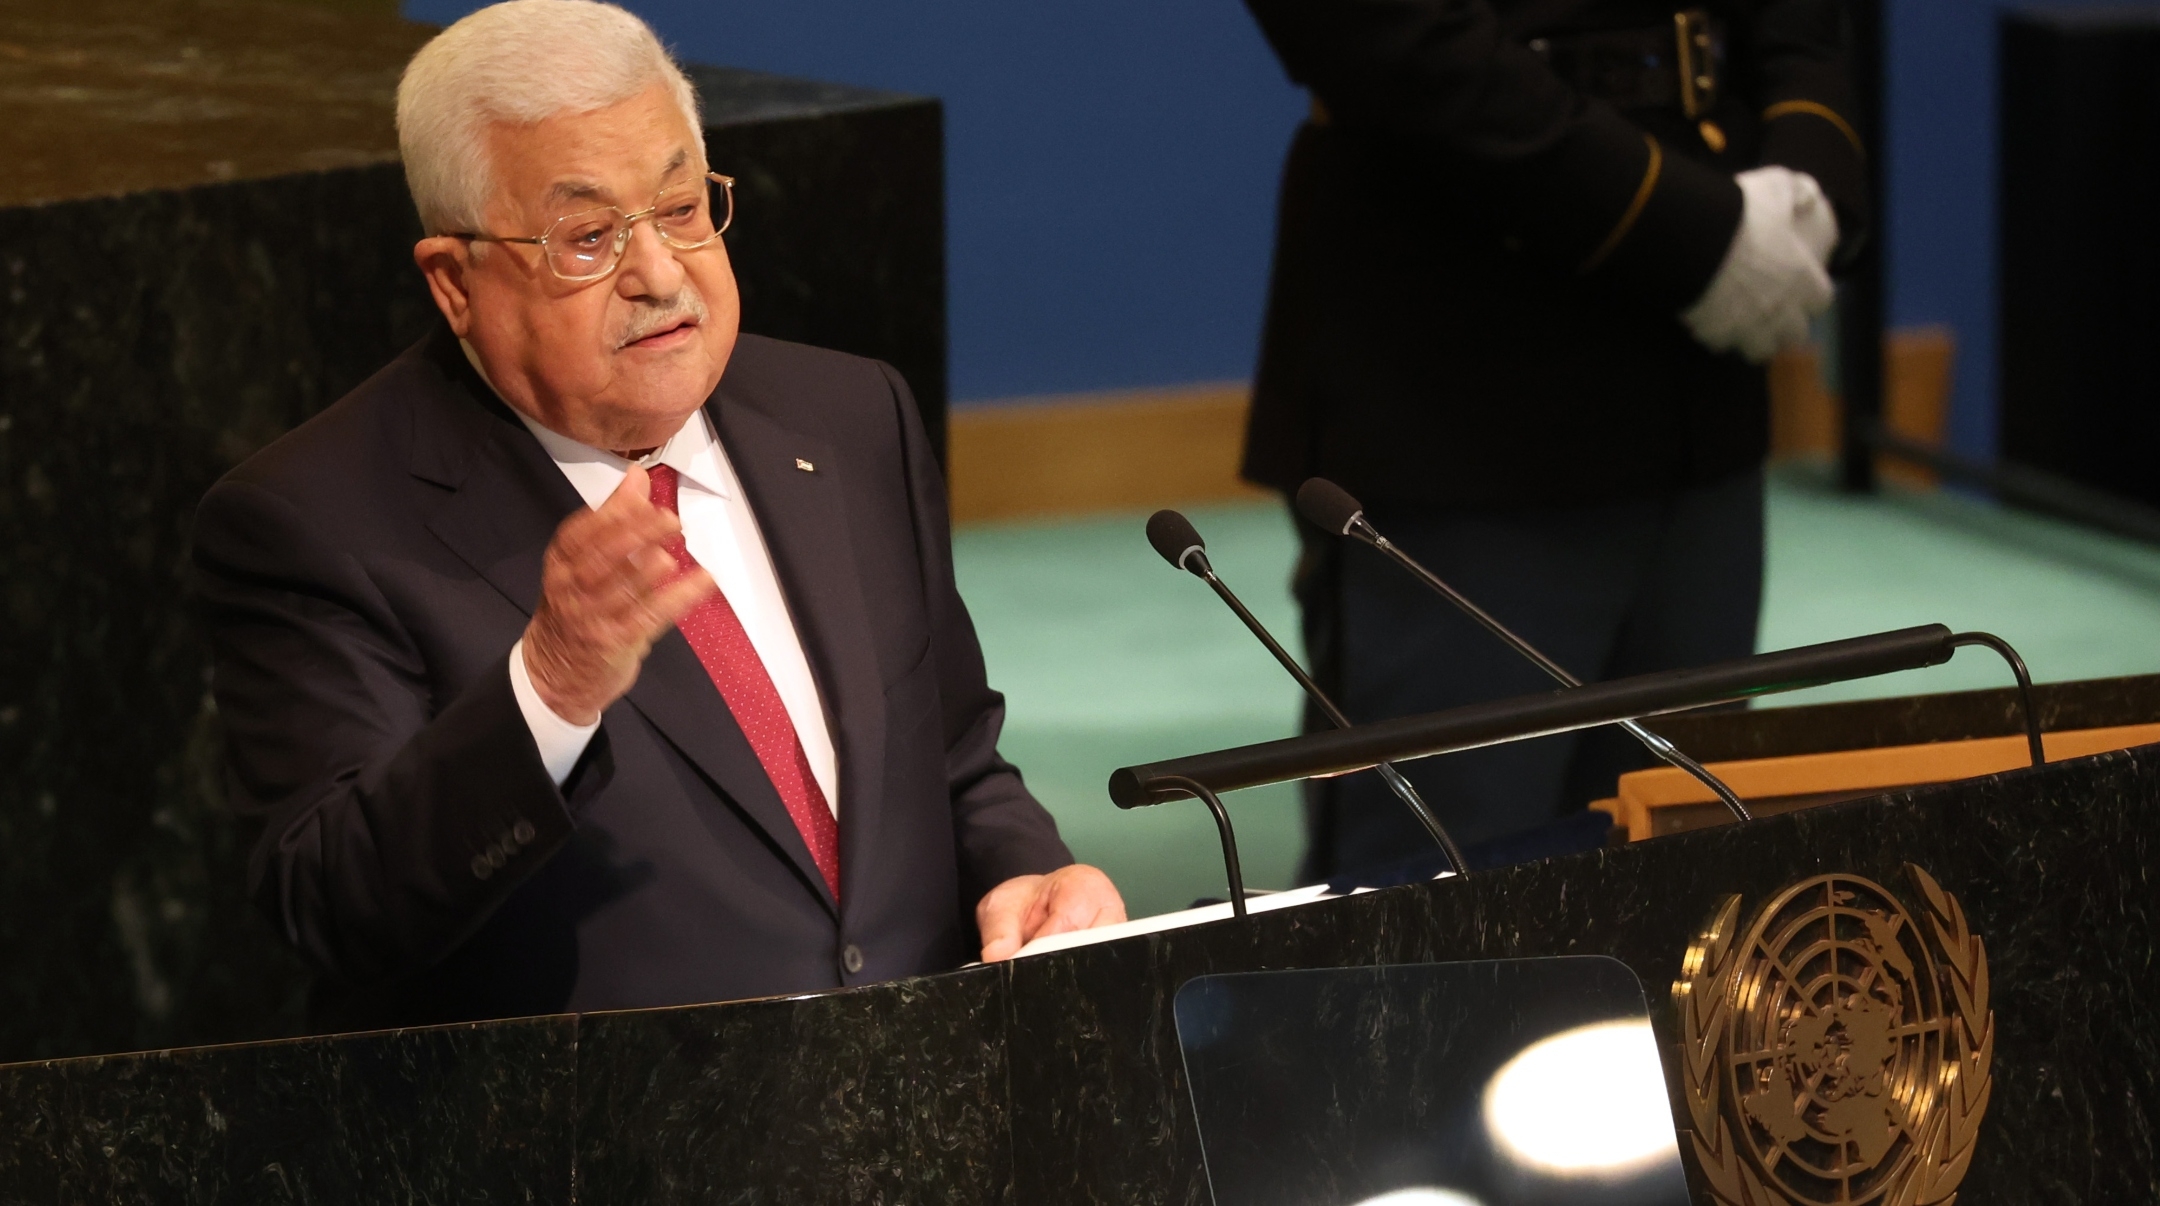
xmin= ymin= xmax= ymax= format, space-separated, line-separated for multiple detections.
xmin=396 ymin=0 xmax=703 ymax=235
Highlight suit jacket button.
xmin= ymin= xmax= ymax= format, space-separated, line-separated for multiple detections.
xmin=841 ymin=944 xmax=864 ymax=975
xmin=471 ymin=854 xmax=494 ymax=881
xmin=512 ymin=818 xmax=536 ymax=845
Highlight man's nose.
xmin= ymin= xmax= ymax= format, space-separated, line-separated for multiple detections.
xmin=614 ymin=218 xmax=686 ymax=300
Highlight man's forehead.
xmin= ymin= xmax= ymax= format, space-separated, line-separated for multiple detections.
xmin=541 ymin=147 xmax=697 ymax=209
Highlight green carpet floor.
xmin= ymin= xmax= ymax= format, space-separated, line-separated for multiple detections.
xmin=951 ymin=463 xmax=2160 ymax=918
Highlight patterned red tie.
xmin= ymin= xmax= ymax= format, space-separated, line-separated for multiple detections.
xmin=647 ymin=465 xmax=841 ymax=902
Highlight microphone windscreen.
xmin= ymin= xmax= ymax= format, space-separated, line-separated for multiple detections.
xmin=1295 ymin=478 xmax=1365 ymax=535
xmin=1146 ymin=509 xmax=1206 ymax=569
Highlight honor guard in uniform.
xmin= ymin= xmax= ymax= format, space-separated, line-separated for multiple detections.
xmin=1237 ymin=1 xmax=1866 ymax=878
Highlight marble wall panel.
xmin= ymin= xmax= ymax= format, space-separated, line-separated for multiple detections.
xmin=0 ymin=1014 xmax=575 ymax=1204
xmin=0 ymin=164 xmax=437 ymax=1067
xmin=694 ymin=69 xmax=949 ymax=453
xmin=574 ymin=970 xmax=1009 ymax=1205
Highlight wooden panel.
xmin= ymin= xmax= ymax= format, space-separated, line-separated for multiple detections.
xmin=1880 ymin=324 xmax=1956 ymax=488
xmin=946 ymin=383 xmax=1271 ymax=524
xmin=1593 ymin=722 xmax=2160 ymax=840
xmin=1646 ymin=674 xmax=2160 ymax=762
xmin=951 ymin=322 xmax=1957 ymax=526
xmin=1768 ymin=342 xmax=1840 ymax=458
xmin=1766 ymin=325 xmax=1956 ymax=480
xmin=956 ymin=322 xmax=1957 ymax=526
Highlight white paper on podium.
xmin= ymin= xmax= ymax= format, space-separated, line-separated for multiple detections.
xmin=1010 ymin=873 xmax=1454 ymax=960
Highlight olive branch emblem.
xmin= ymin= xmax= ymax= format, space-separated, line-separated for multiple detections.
xmin=1896 ymin=865 xmax=1993 ymax=1206
xmin=1674 ymin=866 xmax=1993 ymax=1206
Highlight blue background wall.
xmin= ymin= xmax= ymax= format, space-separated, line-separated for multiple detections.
xmin=409 ymin=0 xmax=2156 ymax=448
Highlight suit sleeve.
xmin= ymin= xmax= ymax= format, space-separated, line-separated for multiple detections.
xmin=877 ymin=363 xmax=1076 ymax=897
xmin=1243 ymin=0 xmax=1744 ymax=312
xmin=193 ymin=477 xmax=586 ymax=988
xmin=1749 ymin=0 xmax=1871 ymax=258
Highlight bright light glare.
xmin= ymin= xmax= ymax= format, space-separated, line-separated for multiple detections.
xmin=1481 ymin=1019 xmax=1677 ymax=1177
xmin=1349 ymin=1189 xmax=1483 ymax=1206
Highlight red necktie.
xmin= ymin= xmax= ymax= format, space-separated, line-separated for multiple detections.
xmin=647 ymin=465 xmax=841 ymax=902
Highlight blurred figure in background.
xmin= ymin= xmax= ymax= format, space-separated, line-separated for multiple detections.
xmin=1237 ymin=0 xmax=1865 ymax=879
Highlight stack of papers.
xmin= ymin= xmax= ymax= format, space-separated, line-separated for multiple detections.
xmin=1011 ymin=873 xmax=1453 ymax=959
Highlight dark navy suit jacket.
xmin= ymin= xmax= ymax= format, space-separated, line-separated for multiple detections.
xmin=194 ymin=327 xmax=1072 ymax=1030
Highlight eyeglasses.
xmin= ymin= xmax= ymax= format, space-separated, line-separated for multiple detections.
xmin=451 ymin=172 xmax=735 ymax=281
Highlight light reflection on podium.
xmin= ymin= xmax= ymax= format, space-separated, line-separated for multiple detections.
xmin=1174 ymin=959 xmax=1691 ymax=1206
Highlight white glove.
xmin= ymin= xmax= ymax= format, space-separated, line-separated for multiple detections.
xmin=1681 ymin=166 xmax=1838 ymax=363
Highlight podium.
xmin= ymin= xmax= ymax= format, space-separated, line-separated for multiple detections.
xmin=3 ymin=677 xmax=2157 ymax=1204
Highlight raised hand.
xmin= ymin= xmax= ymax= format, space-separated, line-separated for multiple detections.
xmin=522 ymin=464 xmax=716 ymax=725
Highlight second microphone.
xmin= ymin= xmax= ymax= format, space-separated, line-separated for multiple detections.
xmin=1142 ymin=509 xmax=1469 ymax=876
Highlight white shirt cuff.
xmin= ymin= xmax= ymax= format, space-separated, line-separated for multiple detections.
xmin=508 ymin=636 xmax=600 ymax=786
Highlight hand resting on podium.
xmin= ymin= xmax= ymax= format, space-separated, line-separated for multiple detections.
xmin=977 ymin=864 xmax=1127 ymax=961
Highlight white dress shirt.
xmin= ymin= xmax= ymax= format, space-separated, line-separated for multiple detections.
xmin=505 ymin=408 xmax=840 ymax=814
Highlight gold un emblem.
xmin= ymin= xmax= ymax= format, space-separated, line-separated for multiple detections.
xmin=1674 ymin=865 xmax=1993 ymax=1206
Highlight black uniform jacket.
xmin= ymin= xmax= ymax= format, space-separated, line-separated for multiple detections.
xmin=193 ymin=327 xmax=1072 ymax=1030
xmin=1240 ymin=0 xmax=1868 ymax=510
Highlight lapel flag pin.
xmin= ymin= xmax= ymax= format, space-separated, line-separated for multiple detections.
xmin=795 ymin=458 xmax=816 ymax=473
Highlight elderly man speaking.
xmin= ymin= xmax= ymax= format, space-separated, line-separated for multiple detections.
xmin=193 ymin=0 xmax=1122 ymax=1030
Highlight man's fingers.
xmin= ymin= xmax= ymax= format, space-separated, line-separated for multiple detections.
xmin=559 ymin=503 xmax=680 ymax=580
xmin=648 ymin=566 xmax=717 ymax=628
xmin=600 ymin=463 xmax=654 ymax=514
xmin=979 ymin=867 xmax=1129 ymax=962
xmin=1034 ymin=882 xmax=1104 ymax=939
xmin=1044 ymin=866 xmax=1126 ymax=935
xmin=977 ymin=874 xmax=1044 ymax=963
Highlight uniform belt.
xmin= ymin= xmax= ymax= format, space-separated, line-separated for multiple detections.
xmin=1529 ymin=10 xmax=1724 ymax=119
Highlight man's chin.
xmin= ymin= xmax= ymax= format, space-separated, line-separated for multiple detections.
xmin=612 ymin=359 xmax=725 ymax=422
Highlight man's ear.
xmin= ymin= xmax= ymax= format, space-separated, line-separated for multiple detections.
xmin=413 ymin=236 xmax=477 ymax=336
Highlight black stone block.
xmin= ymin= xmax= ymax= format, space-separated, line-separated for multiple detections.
xmin=574 ymin=972 xmax=1007 ymax=1204
xmin=0 ymin=1015 xmax=576 ymax=1203
xmin=1999 ymin=8 xmax=2160 ymax=507
xmin=698 ymin=69 xmax=949 ymax=454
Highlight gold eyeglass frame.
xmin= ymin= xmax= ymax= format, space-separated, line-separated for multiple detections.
xmin=450 ymin=171 xmax=735 ymax=281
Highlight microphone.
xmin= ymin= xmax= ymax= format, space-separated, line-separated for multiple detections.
xmin=1145 ymin=509 xmax=1471 ymax=875
xmin=1294 ymin=478 xmax=1755 ymax=823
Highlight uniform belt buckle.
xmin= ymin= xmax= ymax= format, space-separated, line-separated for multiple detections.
xmin=1674 ymin=9 xmax=1721 ymax=119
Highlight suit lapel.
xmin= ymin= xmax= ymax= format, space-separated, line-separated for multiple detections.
xmin=413 ymin=343 xmax=581 ymax=617
xmin=412 ymin=339 xmax=839 ymax=917
xmin=715 ymin=391 xmax=888 ymax=930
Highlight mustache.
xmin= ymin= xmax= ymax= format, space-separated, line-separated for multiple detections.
xmin=613 ymin=286 xmax=710 ymax=348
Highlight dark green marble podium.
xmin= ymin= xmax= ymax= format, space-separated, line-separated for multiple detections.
xmin=0 ymin=0 xmax=944 ymax=1067
xmin=1 ymin=679 xmax=2156 ymax=1203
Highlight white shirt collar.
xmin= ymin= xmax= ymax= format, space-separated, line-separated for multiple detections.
xmin=459 ymin=339 xmax=733 ymax=503
xmin=516 ymin=408 xmax=733 ymax=502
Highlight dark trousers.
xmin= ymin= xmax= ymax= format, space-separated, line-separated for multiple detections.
xmin=1295 ymin=470 xmax=1764 ymax=881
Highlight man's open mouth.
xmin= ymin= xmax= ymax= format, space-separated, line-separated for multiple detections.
xmin=623 ymin=316 xmax=697 ymax=348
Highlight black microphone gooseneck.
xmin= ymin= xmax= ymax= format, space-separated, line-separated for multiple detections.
xmin=1293 ymin=479 xmax=1756 ymax=824
xmin=1948 ymin=631 xmax=2046 ymax=766
xmin=1146 ymin=509 xmax=1471 ymax=876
